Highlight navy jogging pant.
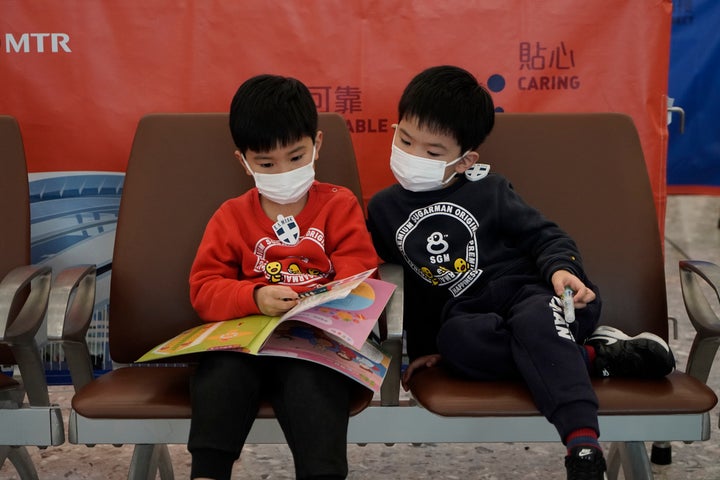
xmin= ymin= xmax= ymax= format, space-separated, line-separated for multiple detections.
xmin=437 ymin=274 xmax=602 ymax=441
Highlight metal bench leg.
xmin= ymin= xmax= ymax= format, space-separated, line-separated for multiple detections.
xmin=128 ymin=444 xmax=174 ymax=480
xmin=606 ymin=442 xmax=621 ymax=479
xmin=650 ymin=441 xmax=672 ymax=465
xmin=3 ymin=446 xmax=40 ymax=480
xmin=606 ymin=441 xmax=653 ymax=480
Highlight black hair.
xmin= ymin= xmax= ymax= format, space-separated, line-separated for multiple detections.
xmin=398 ymin=65 xmax=495 ymax=152
xmin=229 ymin=74 xmax=318 ymax=153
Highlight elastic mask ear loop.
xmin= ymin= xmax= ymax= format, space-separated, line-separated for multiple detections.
xmin=441 ymin=151 xmax=470 ymax=186
xmin=241 ymin=154 xmax=256 ymax=177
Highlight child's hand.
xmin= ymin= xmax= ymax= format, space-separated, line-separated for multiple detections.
xmin=550 ymin=270 xmax=596 ymax=308
xmin=401 ymin=354 xmax=442 ymax=391
xmin=254 ymin=285 xmax=298 ymax=316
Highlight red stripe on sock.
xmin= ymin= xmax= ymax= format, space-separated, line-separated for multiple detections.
xmin=585 ymin=345 xmax=596 ymax=365
xmin=565 ymin=428 xmax=600 ymax=455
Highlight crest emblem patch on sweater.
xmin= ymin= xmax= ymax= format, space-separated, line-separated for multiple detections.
xmin=273 ymin=215 xmax=300 ymax=245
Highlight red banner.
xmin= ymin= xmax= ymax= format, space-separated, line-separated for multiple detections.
xmin=1 ymin=1 xmax=672 ymax=225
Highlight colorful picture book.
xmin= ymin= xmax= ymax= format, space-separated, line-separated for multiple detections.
xmin=137 ymin=269 xmax=395 ymax=392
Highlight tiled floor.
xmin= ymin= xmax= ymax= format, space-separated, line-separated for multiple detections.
xmin=2 ymin=194 xmax=720 ymax=479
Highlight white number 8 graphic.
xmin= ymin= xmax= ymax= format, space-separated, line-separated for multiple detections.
xmin=426 ymin=231 xmax=449 ymax=254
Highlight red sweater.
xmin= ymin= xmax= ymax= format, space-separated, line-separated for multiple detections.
xmin=189 ymin=181 xmax=378 ymax=321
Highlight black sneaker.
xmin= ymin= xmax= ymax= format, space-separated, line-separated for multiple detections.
xmin=565 ymin=445 xmax=607 ymax=480
xmin=586 ymin=326 xmax=676 ymax=378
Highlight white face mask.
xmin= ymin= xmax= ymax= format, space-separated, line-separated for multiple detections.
xmin=390 ymin=133 xmax=468 ymax=192
xmin=243 ymin=146 xmax=316 ymax=204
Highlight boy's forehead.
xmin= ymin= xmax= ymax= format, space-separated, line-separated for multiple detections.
xmin=399 ymin=117 xmax=460 ymax=148
xmin=246 ymin=136 xmax=314 ymax=156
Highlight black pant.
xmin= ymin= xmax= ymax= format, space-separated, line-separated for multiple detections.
xmin=188 ymin=352 xmax=352 ymax=480
xmin=437 ymin=275 xmax=602 ymax=441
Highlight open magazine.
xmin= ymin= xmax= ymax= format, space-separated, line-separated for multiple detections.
xmin=137 ymin=269 xmax=395 ymax=392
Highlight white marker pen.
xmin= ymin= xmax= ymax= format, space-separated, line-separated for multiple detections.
xmin=563 ymin=286 xmax=575 ymax=323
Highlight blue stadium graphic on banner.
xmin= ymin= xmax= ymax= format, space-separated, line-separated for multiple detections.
xmin=29 ymin=172 xmax=123 ymax=383
xmin=667 ymin=0 xmax=720 ymax=190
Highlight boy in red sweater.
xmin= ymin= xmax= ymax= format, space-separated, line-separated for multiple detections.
xmin=188 ymin=74 xmax=378 ymax=480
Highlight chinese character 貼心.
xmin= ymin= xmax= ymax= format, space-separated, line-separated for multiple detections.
xmin=520 ymin=41 xmax=575 ymax=70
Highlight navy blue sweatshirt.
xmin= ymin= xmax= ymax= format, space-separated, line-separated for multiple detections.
xmin=367 ymin=174 xmax=586 ymax=359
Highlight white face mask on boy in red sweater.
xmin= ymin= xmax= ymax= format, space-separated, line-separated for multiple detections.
xmin=242 ymin=145 xmax=316 ymax=204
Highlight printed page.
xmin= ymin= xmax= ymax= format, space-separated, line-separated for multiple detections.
xmin=260 ymin=322 xmax=391 ymax=392
xmin=283 ymin=277 xmax=395 ymax=347
xmin=137 ymin=315 xmax=277 ymax=362
xmin=279 ymin=268 xmax=377 ymax=318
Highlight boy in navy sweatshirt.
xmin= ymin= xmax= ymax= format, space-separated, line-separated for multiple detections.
xmin=367 ymin=65 xmax=675 ymax=480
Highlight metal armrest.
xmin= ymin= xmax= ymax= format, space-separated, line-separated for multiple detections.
xmin=679 ymin=260 xmax=720 ymax=383
xmin=0 ymin=265 xmax=52 ymax=406
xmin=377 ymin=263 xmax=404 ymax=406
xmin=47 ymin=265 xmax=97 ymax=392
xmin=0 ymin=265 xmax=52 ymax=343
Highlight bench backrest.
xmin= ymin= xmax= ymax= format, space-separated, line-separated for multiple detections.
xmin=0 ymin=115 xmax=31 ymax=364
xmin=480 ymin=113 xmax=666 ymax=338
xmin=109 ymin=112 xmax=666 ymax=363
xmin=0 ymin=116 xmax=30 ymax=282
xmin=108 ymin=112 xmax=362 ymax=363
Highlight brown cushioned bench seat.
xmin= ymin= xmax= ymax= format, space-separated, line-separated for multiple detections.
xmin=410 ymin=368 xmax=717 ymax=417
xmin=71 ymin=365 xmax=373 ymax=419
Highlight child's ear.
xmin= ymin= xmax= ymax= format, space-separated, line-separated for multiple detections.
xmin=314 ymin=131 xmax=324 ymax=161
xmin=455 ymin=151 xmax=480 ymax=173
xmin=235 ymin=150 xmax=254 ymax=177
